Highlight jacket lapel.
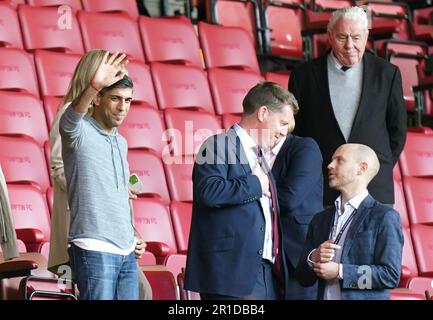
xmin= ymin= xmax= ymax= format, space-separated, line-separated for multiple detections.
xmin=227 ymin=127 xmax=251 ymax=176
xmin=341 ymin=195 xmax=376 ymax=260
xmin=271 ymin=135 xmax=291 ymax=182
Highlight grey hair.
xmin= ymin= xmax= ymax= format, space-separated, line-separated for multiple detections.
xmin=327 ymin=6 xmax=369 ymax=32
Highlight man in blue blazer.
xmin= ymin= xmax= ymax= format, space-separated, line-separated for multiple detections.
xmin=271 ymin=132 xmax=323 ymax=299
xmin=296 ymin=143 xmax=403 ymax=300
xmin=185 ymin=82 xmax=298 ymax=299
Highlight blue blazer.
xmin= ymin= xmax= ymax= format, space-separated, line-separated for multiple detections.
xmin=295 ymin=195 xmax=403 ymax=300
xmin=185 ymin=128 xmax=287 ymax=297
xmin=272 ymin=135 xmax=323 ymax=299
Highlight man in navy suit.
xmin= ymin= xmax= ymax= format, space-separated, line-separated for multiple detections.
xmin=270 ymin=120 xmax=324 ymax=299
xmin=185 ymin=82 xmax=297 ymax=299
xmin=296 ymin=144 xmax=403 ymax=300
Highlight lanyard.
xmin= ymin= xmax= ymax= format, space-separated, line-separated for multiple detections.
xmin=330 ymin=209 xmax=357 ymax=245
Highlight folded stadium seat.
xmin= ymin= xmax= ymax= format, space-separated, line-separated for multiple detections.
xmin=42 ymin=96 xmax=63 ymax=129
xmin=399 ymin=130 xmax=433 ymax=177
xmin=367 ymin=1 xmax=411 ymax=41
xmin=394 ymin=180 xmax=410 ymax=229
xmin=2 ymin=0 xmax=25 ymax=8
xmin=264 ymin=71 xmax=291 ymax=89
xmin=207 ymin=67 xmax=263 ymax=115
xmin=141 ymin=265 xmax=178 ymax=300
xmin=163 ymin=155 xmax=194 ymax=202
xmin=177 ymin=269 xmax=200 ymax=300
xmin=0 ymin=239 xmax=27 ymax=254
xmin=222 ymin=114 xmax=241 ymax=130
xmin=393 ymin=162 xmax=402 ymax=181
xmin=132 ymin=198 xmax=178 ymax=264
xmin=139 ymin=16 xmax=202 ymax=67
xmin=46 ymin=186 xmax=53 ymax=217
xmin=170 ymin=201 xmax=192 ymax=254
xmin=126 ymin=61 xmax=158 ymax=109
xmin=117 ymin=105 xmax=166 ymax=155
xmin=411 ymin=6 xmax=433 ymax=44
xmin=0 ymin=136 xmax=50 ymax=192
xmin=18 ymin=5 xmax=84 ymax=54
xmin=164 ymin=108 xmax=222 ymax=156
xmin=164 ymin=254 xmax=187 ymax=283
xmin=26 ymin=0 xmax=82 ymax=11
xmin=151 ymin=62 xmax=215 ymax=114
xmin=305 ymin=0 xmax=352 ymax=30
xmin=7 ymin=184 xmax=51 ymax=253
xmin=127 ymin=150 xmax=171 ymax=205
xmin=205 ymin=0 xmax=263 ymax=53
xmin=34 ymin=50 xmax=81 ymax=97
xmin=0 ymin=48 xmax=40 ymax=97
xmin=403 ymin=177 xmax=433 ymax=225
xmin=261 ymin=3 xmax=304 ymax=61
xmin=39 ymin=242 xmax=50 ymax=261
xmin=0 ymin=2 xmax=24 ymax=49
xmin=0 ymin=91 xmax=49 ymax=146
xmin=137 ymin=251 xmax=157 ymax=267
xmin=379 ymin=40 xmax=428 ymax=61
xmin=198 ymin=21 xmax=260 ymax=72
xmin=406 ymin=277 xmax=433 ymax=297
xmin=400 ymin=228 xmax=419 ymax=287
xmin=81 ymin=0 xmax=139 ymax=19
xmin=19 ymin=275 xmax=76 ymax=300
xmin=411 ymin=224 xmax=433 ymax=277
xmin=389 ymin=289 xmax=426 ymax=300
xmin=78 ymin=11 xmax=145 ymax=62
xmin=43 ymin=141 xmax=52 ymax=187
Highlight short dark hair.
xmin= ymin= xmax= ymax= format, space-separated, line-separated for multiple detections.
xmin=99 ymin=74 xmax=133 ymax=96
xmin=242 ymin=81 xmax=299 ymax=116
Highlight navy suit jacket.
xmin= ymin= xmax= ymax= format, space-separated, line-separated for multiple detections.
xmin=295 ymin=195 xmax=403 ymax=300
xmin=185 ymin=128 xmax=287 ymax=297
xmin=272 ymin=135 xmax=323 ymax=270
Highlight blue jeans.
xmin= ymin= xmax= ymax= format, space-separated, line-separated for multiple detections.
xmin=68 ymin=243 xmax=138 ymax=300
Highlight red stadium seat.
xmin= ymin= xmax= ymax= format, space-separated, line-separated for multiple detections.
xmin=0 ymin=91 xmax=49 ymax=146
xmin=7 ymin=184 xmax=51 ymax=252
xmin=208 ymin=68 xmax=263 ymax=115
xmin=164 ymin=109 xmax=221 ymax=156
xmin=265 ymin=71 xmax=291 ymax=89
xmin=0 ymin=2 xmax=24 ymax=48
xmin=126 ymin=61 xmax=158 ymax=108
xmin=0 ymin=48 xmax=40 ymax=97
xmin=78 ymin=11 xmax=145 ymax=62
xmin=132 ymin=198 xmax=178 ymax=263
xmin=127 ymin=150 xmax=171 ymax=204
xmin=170 ymin=201 xmax=192 ymax=254
xmin=390 ymin=290 xmax=425 ymax=300
xmin=0 ymin=136 xmax=50 ymax=192
xmin=81 ymin=0 xmax=139 ymax=19
xmin=221 ymin=114 xmax=241 ymax=130
xmin=42 ymin=96 xmax=63 ymax=129
xmin=177 ymin=269 xmax=200 ymax=300
xmin=26 ymin=0 xmax=82 ymax=11
xmin=141 ymin=265 xmax=178 ymax=300
xmin=411 ymin=224 xmax=433 ymax=277
xmin=0 ymin=239 xmax=27 ymax=253
xmin=389 ymin=57 xmax=419 ymax=111
xmin=393 ymin=162 xmax=402 ymax=181
xmin=407 ymin=277 xmax=433 ymax=296
xmin=46 ymin=187 xmax=53 ymax=216
xmin=34 ymin=50 xmax=80 ymax=97
xmin=139 ymin=16 xmax=202 ymax=67
xmin=137 ymin=251 xmax=157 ymax=266
xmin=164 ymin=254 xmax=186 ymax=281
xmin=208 ymin=0 xmax=262 ymax=52
xmin=198 ymin=21 xmax=260 ymax=72
xmin=403 ymin=177 xmax=433 ymax=225
xmin=151 ymin=62 xmax=215 ymax=113
xmin=118 ymin=105 xmax=166 ymax=155
xmin=394 ymin=180 xmax=409 ymax=228
xmin=400 ymin=228 xmax=419 ymax=285
xmin=18 ymin=5 xmax=84 ymax=54
xmin=164 ymin=156 xmax=194 ymax=202
xmin=399 ymin=131 xmax=433 ymax=177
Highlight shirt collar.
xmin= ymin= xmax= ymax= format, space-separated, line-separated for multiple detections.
xmin=270 ymin=136 xmax=286 ymax=156
xmin=233 ymin=124 xmax=258 ymax=151
xmin=334 ymin=189 xmax=369 ymax=215
xmin=329 ymin=51 xmax=344 ymax=70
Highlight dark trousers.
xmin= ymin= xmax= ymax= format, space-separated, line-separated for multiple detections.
xmin=201 ymin=259 xmax=278 ymax=300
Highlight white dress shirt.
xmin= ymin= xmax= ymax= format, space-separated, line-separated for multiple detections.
xmin=233 ymin=124 xmax=274 ymax=262
xmin=263 ymin=136 xmax=286 ymax=169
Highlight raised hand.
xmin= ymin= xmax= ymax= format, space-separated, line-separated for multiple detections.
xmin=91 ymin=51 xmax=128 ymax=91
xmin=311 ymin=238 xmax=341 ymax=263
